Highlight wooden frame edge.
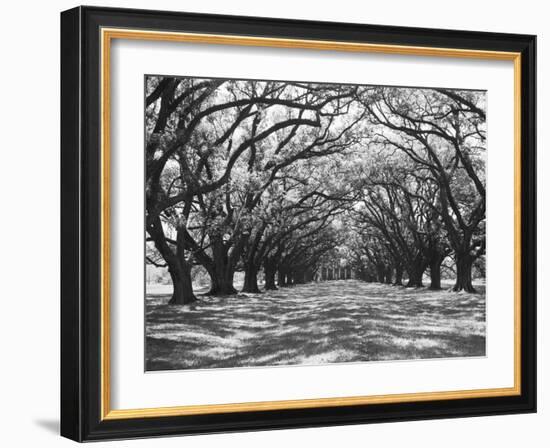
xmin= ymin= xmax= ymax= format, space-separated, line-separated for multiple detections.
xmin=99 ymin=27 xmax=523 ymax=421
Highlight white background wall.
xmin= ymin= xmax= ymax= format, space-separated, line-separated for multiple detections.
xmin=0 ymin=0 xmax=546 ymax=446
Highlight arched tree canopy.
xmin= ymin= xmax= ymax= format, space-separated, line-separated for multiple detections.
xmin=145 ymin=76 xmax=486 ymax=304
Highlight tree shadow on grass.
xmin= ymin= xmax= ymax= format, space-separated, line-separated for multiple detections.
xmin=145 ymin=280 xmax=486 ymax=371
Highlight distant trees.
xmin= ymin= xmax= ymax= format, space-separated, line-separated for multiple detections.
xmin=352 ymin=86 xmax=486 ymax=291
xmin=145 ymin=77 xmax=361 ymax=303
xmin=145 ymin=77 xmax=486 ymax=303
xmin=350 ymin=157 xmax=450 ymax=289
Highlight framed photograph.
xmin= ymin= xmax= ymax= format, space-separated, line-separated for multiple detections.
xmin=60 ymin=6 xmax=536 ymax=441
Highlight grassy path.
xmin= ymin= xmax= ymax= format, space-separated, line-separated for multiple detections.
xmin=145 ymin=280 xmax=485 ymax=371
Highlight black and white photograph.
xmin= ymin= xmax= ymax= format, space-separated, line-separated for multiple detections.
xmin=144 ymin=76 xmax=487 ymax=371
xmin=51 ymin=3 xmax=539 ymax=443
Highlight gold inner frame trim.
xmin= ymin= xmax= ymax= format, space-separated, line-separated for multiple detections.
xmin=100 ymin=27 xmax=522 ymax=421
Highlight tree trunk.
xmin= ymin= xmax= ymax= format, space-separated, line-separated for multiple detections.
xmin=278 ymin=269 xmax=287 ymax=287
xmin=406 ymin=277 xmax=423 ymax=287
xmin=429 ymin=256 xmax=443 ymax=290
xmin=207 ymin=241 xmax=237 ymax=295
xmin=265 ymin=263 xmax=277 ymax=290
xmin=393 ymin=265 xmax=403 ymax=286
xmin=454 ymin=253 xmax=476 ymax=292
xmin=405 ymin=255 xmax=427 ymax=288
xmin=406 ymin=267 xmax=424 ymax=287
xmin=287 ymin=272 xmax=294 ymax=286
xmin=168 ymin=263 xmax=196 ymax=305
xmin=242 ymin=263 xmax=260 ymax=293
xmin=206 ymin=258 xmax=237 ymax=295
xmin=208 ymin=270 xmax=237 ymax=295
xmin=376 ymin=264 xmax=386 ymax=283
xmin=384 ymin=267 xmax=393 ymax=284
xmin=147 ymin=217 xmax=196 ymax=305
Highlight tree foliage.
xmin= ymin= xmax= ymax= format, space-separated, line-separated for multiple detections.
xmin=144 ymin=77 xmax=486 ymax=304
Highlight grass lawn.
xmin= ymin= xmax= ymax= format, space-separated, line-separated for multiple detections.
xmin=145 ymin=279 xmax=485 ymax=371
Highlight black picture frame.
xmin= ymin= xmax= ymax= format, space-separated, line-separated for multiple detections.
xmin=61 ymin=5 xmax=536 ymax=442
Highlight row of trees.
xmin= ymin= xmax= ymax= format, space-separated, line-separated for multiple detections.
xmin=347 ymin=87 xmax=486 ymax=292
xmin=145 ymin=77 xmax=486 ymax=304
